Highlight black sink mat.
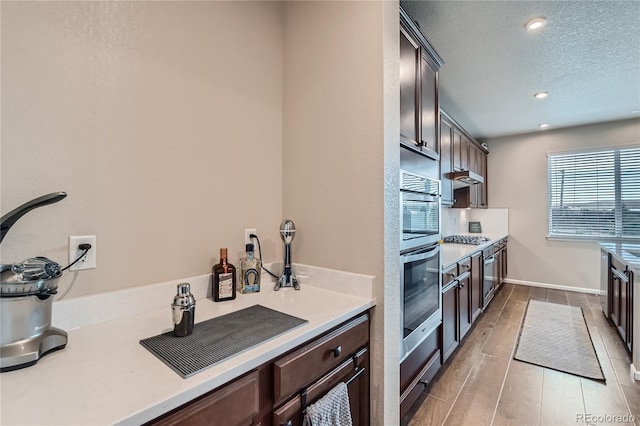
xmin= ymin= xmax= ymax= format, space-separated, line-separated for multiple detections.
xmin=140 ymin=304 xmax=307 ymax=378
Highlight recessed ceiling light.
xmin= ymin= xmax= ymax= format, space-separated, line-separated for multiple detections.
xmin=539 ymin=123 xmax=550 ymax=129
xmin=533 ymin=91 xmax=549 ymax=99
xmin=632 ymin=109 xmax=640 ymax=114
xmin=525 ymin=17 xmax=547 ymax=31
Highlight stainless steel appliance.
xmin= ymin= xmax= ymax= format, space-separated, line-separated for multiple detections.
xmin=401 ymin=243 xmax=441 ymax=361
xmin=483 ymin=245 xmax=498 ymax=307
xmin=400 ymin=170 xmax=440 ymax=252
xmin=449 ymin=170 xmax=484 ymax=189
xmin=0 ymin=192 xmax=69 ymax=372
xmin=276 ymin=219 xmax=299 ymax=290
xmin=443 ymin=235 xmax=490 ymax=245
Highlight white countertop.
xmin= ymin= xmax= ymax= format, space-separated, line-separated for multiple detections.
xmin=599 ymin=242 xmax=640 ymax=274
xmin=0 ymin=265 xmax=375 ymax=426
xmin=441 ymin=233 xmax=509 ymax=268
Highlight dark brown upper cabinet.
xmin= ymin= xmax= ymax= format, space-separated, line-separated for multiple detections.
xmin=440 ymin=109 xmax=489 ymax=209
xmin=400 ymin=6 xmax=443 ymax=161
xmin=439 ymin=115 xmax=454 ymax=206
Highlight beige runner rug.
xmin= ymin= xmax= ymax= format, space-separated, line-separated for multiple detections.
xmin=514 ymin=299 xmax=605 ymax=382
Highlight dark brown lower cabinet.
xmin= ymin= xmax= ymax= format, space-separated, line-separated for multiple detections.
xmin=441 ymin=259 xmax=474 ymax=363
xmin=149 ymin=371 xmax=260 ymax=426
xmin=458 ymin=259 xmax=472 ymax=340
xmin=400 ymin=325 xmax=441 ymax=420
xmin=470 ymin=252 xmax=483 ymax=322
xmin=148 ymin=312 xmax=370 ymax=426
xmin=441 ymin=280 xmax=460 ymax=362
xmin=609 ymin=257 xmax=633 ymax=353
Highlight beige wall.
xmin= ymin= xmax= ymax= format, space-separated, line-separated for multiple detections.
xmin=282 ymin=1 xmax=400 ymax=423
xmin=487 ymin=118 xmax=640 ymax=292
xmin=1 ymin=1 xmax=285 ymax=298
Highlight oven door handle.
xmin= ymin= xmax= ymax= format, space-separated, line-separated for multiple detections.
xmin=403 ymin=245 xmax=440 ymax=263
xmin=401 ymin=192 xmax=439 ymax=202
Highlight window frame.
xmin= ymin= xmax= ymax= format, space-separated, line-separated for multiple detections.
xmin=547 ymin=144 xmax=640 ymax=242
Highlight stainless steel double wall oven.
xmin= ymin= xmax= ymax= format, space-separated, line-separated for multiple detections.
xmin=400 ymin=170 xmax=442 ymax=361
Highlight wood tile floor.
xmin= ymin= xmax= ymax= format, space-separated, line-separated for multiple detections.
xmin=403 ymin=284 xmax=639 ymax=426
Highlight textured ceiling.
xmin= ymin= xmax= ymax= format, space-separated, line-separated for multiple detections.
xmin=401 ymin=0 xmax=640 ymax=140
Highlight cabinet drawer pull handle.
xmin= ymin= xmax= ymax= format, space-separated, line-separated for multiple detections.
xmin=331 ymin=346 xmax=342 ymax=358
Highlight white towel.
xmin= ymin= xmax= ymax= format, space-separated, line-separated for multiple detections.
xmin=302 ymin=382 xmax=353 ymax=426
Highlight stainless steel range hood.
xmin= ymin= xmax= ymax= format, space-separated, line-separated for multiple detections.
xmin=449 ymin=170 xmax=484 ymax=189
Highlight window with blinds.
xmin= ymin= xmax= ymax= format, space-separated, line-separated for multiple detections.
xmin=548 ymin=145 xmax=640 ymax=240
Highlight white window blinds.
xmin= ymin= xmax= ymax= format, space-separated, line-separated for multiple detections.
xmin=548 ymin=145 xmax=640 ymax=240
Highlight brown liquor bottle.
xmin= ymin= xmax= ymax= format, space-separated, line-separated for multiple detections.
xmin=212 ymin=248 xmax=237 ymax=302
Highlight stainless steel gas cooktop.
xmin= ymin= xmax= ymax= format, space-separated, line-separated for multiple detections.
xmin=443 ymin=235 xmax=490 ymax=245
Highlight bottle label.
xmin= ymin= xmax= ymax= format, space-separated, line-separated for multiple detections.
xmin=243 ymin=268 xmax=260 ymax=293
xmin=219 ymin=273 xmax=233 ymax=298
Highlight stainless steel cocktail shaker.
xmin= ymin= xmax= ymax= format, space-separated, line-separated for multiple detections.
xmin=171 ymin=283 xmax=195 ymax=337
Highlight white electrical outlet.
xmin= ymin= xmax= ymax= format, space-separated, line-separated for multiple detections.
xmin=244 ymin=228 xmax=257 ymax=245
xmin=68 ymin=235 xmax=97 ymax=271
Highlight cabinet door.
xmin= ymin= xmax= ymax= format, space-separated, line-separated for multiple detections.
xmin=501 ymin=245 xmax=507 ymax=282
xmin=452 ymin=128 xmax=463 ymax=171
xmin=626 ymin=271 xmax=633 ymax=351
xmin=611 ymin=272 xmax=621 ymax=328
xmin=470 ymin=186 xmax=479 ymax=208
xmin=479 ymin=151 xmax=488 ymax=208
xmin=494 ymin=250 xmax=502 ymax=292
xmin=440 ymin=117 xmax=454 ymax=206
xmin=619 ymin=271 xmax=628 ymax=345
xmin=400 ymin=28 xmax=419 ymax=148
xmin=150 ymin=371 xmax=259 ymax=426
xmin=442 ymin=282 xmax=459 ymax=362
xmin=470 ymin=252 xmax=483 ymax=322
xmin=420 ymin=54 xmax=438 ymax=156
xmin=469 ymin=144 xmax=479 ymax=174
xmin=460 ymin=136 xmax=470 ymax=171
xmin=458 ymin=271 xmax=472 ymax=340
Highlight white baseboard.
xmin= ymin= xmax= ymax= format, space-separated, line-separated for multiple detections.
xmin=503 ymin=278 xmax=602 ymax=295
xmin=632 ymin=364 xmax=640 ymax=381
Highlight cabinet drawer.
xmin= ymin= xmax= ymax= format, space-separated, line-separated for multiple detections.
xmin=400 ymin=325 xmax=440 ymax=393
xmin=273 ymin=348 xmax=367 ymax=426
xmin=274 ymin=314 xmax=369 ymax=405
xmin=458 ymin=257 xmax=471 ymax=274
xmin=442 ymin=263 xmax=458 ymax=286
xmin=149 ymin=370 xmax=259 ymax=426
xmin=400 ymin=349 xmax=441 ymax=420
